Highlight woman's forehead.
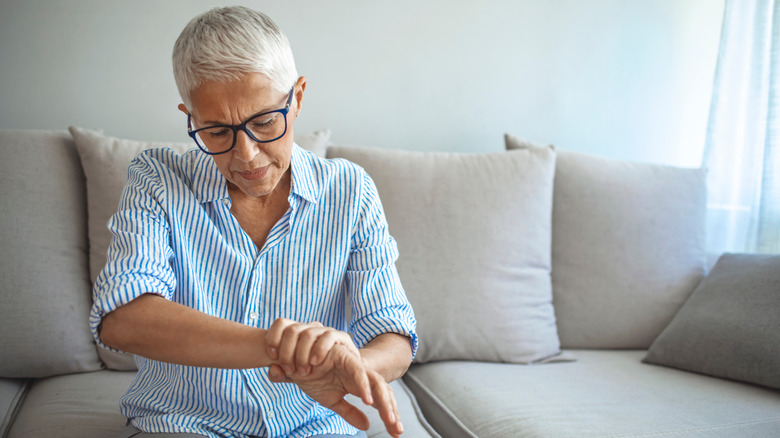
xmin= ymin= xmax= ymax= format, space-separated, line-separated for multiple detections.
xmin=190 ymin=73 xmax=286 ymax=122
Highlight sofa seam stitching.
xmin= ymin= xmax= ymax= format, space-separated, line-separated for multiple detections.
xmin=403 ymin=372 xmax=478 ymax=438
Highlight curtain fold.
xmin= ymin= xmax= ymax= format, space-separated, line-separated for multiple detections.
xmin=703 ymin=0 xmax=780 ymax=254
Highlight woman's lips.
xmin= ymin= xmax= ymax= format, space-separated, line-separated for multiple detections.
xmin=237 ymin=165 xmax=270 ymax=181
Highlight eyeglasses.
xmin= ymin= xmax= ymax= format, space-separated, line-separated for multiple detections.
xmin=187 ymin=86 xmax=294 ymax=155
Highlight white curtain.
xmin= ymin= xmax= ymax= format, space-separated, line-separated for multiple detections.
xmin=704 ymin=0 xmax=780 ymax=254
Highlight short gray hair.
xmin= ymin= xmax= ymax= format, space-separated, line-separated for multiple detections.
xmin=172 ymin=6 xmax=298 ymax=107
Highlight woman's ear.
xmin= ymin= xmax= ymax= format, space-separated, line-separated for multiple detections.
xmin=293 ymin=76 xmax=307 ymax=117
xmin=177 ymin=103 xmax=189 ymax=115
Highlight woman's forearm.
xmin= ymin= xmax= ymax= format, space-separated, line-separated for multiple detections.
xmin=99 ymin=293 xmax=271 ymax=369
xmin=359 ymin=333 xmax=414 ymax=382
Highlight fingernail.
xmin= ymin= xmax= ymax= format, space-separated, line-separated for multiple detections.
xmin=268 ymin=347 xmax=277 ymax=359
xmin=310 ymin=354 xmax=319 ymax=365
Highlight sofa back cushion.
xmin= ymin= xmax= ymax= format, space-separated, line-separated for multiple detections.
xmin=506 ymin=134 xmax=706 ymax=348
xmin=0 ymin=129 xmax=103 ymax=377
xmin=328 ymin=145 xmax=563 ymax=364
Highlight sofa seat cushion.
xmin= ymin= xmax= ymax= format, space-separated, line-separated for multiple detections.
xmin=0 ymin=379 xmax=29 ymax=437
xmin=7 ymin=371 xmax=440 ymax=438
xmin=404 ymin=350 xmax=780 ymax=438
xmin=7 ymin=370 xmax=132 ymax=438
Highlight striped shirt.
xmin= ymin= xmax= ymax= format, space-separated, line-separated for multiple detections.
xmin=90 ymin=144 xmax=418 ymax=438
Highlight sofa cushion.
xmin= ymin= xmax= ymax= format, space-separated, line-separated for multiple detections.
xmin=68 ymin=126 xmax=333 ymax=371
xmin=0 ymin=129 xmax=103 ymax=378
xmin=327 ymin=145 xmax=562 ymax=364
xmin=7 ymin=371 xmax=439 ymax=438
xmin=6 ymin=370 xmax=136 ymax=438
xmin=506 ymin=134 xmax=707 ymax=348
xmin=404 ymin=350 xmax=780 ymax=438
xmin=644 ymin=253 xmax=780 ymax=390
xmin=0 ymin=379 xmax=29 ymax=437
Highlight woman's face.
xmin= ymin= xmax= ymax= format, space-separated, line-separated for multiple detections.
xmin=182 ymin=72 xmax=305 ymax=199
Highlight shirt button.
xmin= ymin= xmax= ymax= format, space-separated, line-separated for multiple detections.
xmin=267 ymin=411 xmax=275 ymax=418
xmin=249 ymin=312 xmax=259 ymax=320
xmin=221 ymin=198 xmax=229 ymax=206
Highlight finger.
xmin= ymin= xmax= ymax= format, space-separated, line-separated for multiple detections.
xmin=389 ymin=383 xmax=403 ymax=437
xmin=371 ymin=375 xmax=402 ymax=436
xmin=295 ymin=326 xmax=329 ymax=375
xmin=339 ymin=347 xmax=372 ymax=405
xmin=329 ymin=398 xmax=370 ymax=431
xmin=266 ymin=318 xmax=295 ymax=360
xmin=277 ymin=323 xmax=309 ymax=374
xmin=309 ymin=329 xmax=347 ymax=366
xmin=267 ymin=364 xmax=293 ymax=383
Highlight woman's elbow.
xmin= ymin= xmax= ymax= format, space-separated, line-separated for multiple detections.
xmin=99 ymin=310 xmax=129 ymax=351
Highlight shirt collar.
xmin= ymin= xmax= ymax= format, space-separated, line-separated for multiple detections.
xmin=191 ymin=143 xmax=319 ymax=205
xmin=289 ymin=143 xmax=319 ymax=205
xmin=191 ymin=150 xmax=228 ymax=204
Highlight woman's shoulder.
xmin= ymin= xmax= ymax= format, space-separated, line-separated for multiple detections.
xmin=135 ymin=145 xmax=199 ymax=165
xmin=293 ymin=146 xmax=373 ymax=206
xmin=129 ymin=146 xmax=203 ymax=187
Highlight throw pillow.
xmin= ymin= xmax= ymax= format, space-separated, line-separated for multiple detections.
xmin=643 ymin=253 xmax=780 ymax=390
xmin=69 ymin=126 xmax=332 ymax=370
xmin=506 ymin=134 xmax=707 ymax=349
xmin=327 ymin=145 xmax=563 ymax=364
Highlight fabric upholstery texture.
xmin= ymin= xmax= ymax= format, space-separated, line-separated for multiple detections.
xmin=506 ymin=134 xmax=707 ymax=348
xmin=68 ymin=126 xmax=332 ymax=371
xmin=404 ymin=350 xmax=780 ymax=438
xmin=0 ymin=129 xmax=102 ymax=378
xmin=7 ymin=371 xmax=141 ymax=438
xmin=327 ymin=145 xmax=562 ymax=364
xmin=345 ymin=380 xmax=442 ymax=438
xmin=0 ymin=379 xmax=29 ymax=437
xmin=644 ymin=253 xmax=780 ymax=389
xmin=7 ymin=371 xmax=438 ymax=438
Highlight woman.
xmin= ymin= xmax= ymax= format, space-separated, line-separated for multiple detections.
xmin=91 ymin=6 xmax=417 ymax=438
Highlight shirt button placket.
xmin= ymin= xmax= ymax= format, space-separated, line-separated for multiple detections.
xmin=247 ymin=258 xmax=264 ymax=324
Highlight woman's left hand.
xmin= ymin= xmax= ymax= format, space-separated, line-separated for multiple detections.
xmin=265 ymin=318 xmax=359 ymax=377
xmin=264 ymin=319 xmax=404 ymax=437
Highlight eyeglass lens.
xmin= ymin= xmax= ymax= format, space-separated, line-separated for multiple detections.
xmin=194 ymin=111 xmax=287 ymax=154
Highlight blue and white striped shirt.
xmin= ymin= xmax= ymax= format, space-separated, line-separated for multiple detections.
xmin=90 ymin=144 xmax=418 ymax=438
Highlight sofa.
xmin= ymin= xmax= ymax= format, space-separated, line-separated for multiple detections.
xmin=1 ymin=127 xmax=779 ymax=438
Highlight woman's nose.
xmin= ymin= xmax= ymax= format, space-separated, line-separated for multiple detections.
xmin=232 ymin=129 xmax=259 ymax=162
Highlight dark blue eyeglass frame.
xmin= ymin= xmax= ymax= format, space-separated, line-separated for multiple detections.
xmin=186 ymin=86 xmax=295 ymax=155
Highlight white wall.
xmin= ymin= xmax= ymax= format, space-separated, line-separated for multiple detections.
xmin=0 ymin=0 xmax=723 ymax=167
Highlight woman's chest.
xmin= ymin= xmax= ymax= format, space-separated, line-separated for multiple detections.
xmin=229 ymin=199 xmax=290 ymax=249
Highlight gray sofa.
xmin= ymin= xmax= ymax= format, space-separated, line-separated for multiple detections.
xmin=1 ymin=128 xmax=779 ymax=438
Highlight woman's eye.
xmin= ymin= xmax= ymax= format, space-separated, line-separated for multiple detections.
xmin=250 ymin=116 xmax=277 ymax=129
xmin=205 ymin=128 xmax=230 ymax=137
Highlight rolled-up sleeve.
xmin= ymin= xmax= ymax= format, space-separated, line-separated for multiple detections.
xmin=346 ymin=171 xmax=418 ymax=358
xmin=89 ymin=154 xmax=176 ymax=352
